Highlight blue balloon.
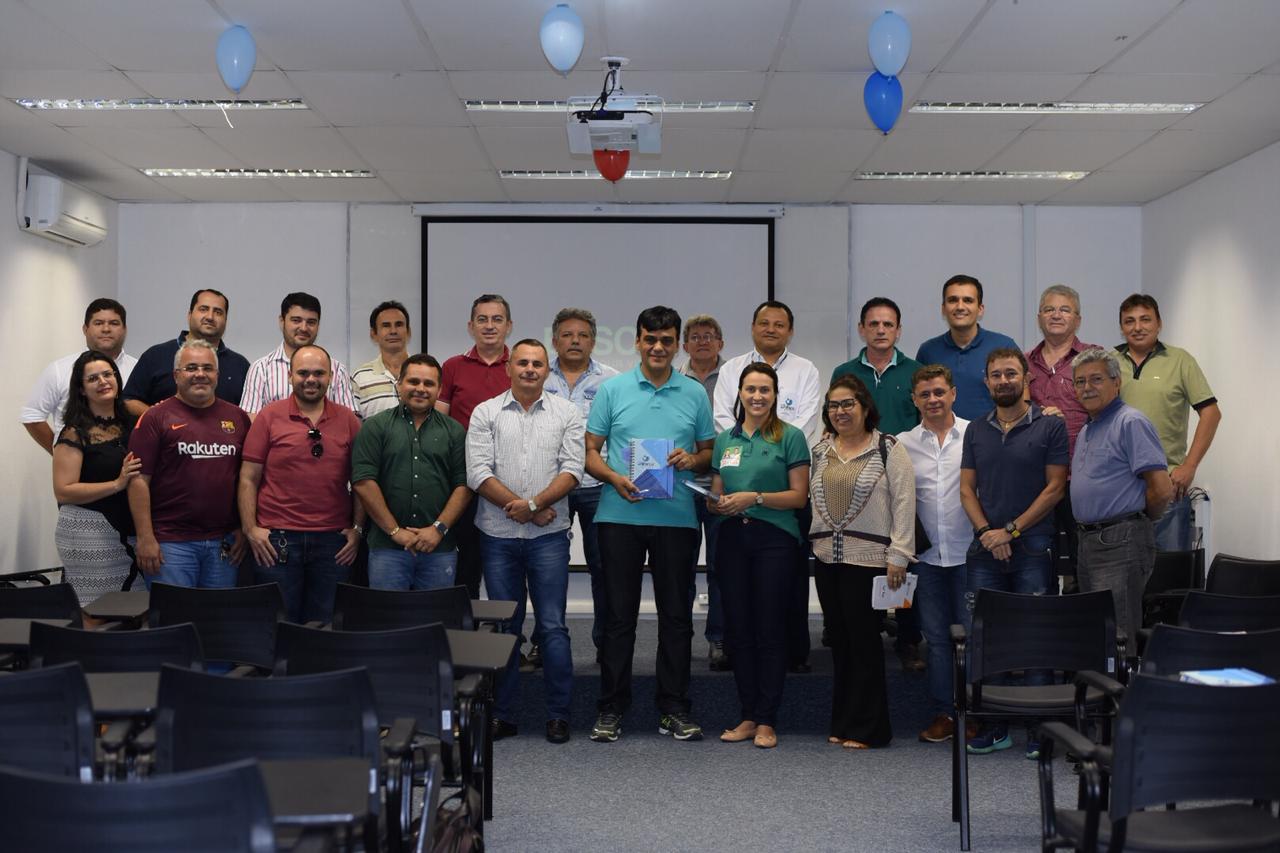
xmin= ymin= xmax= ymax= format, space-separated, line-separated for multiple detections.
xmin=540 ymin=4 xmax=584 ymax=75
xmin=216 ymin=25 xmax=256 ymax=94
xmin=863 ymin=72 xmax=903 ymax=134
xmin=868 ymin=11 xmax=911 ymax=77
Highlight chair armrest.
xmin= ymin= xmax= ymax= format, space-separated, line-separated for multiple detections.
xmin=383 ymin=717 xmax=417 ymax=759
xmin=1038 ymin=721 xmax=1098 ymax=762
xmin=455 ymin=673 xmax=483 ymax=698
xmin=1075 ymin=669 xmax=1125 ymax=699
xmin=303 ymin=620 xmax=328 ymax=629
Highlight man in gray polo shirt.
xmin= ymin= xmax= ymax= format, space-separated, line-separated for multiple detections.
xmin=1070 ymin=347 xmax=1172 ymax=644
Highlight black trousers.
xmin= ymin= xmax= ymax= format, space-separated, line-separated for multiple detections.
xmin=814 ymin=560 xmax=892 ymax=746
xmin=717 ymin=518 xmax=798 ymax=727
xmin=596 ymin=522 xmax=699 ymax=716
xmin=453 ymin=499 xmax=482 ymax=598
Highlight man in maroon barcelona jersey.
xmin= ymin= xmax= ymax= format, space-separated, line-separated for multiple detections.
xmin=128 ymin=338 xmax=251 ymax=588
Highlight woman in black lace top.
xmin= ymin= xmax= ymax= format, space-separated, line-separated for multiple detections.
xmin=52 ymin=350 xmax=141 ymax=611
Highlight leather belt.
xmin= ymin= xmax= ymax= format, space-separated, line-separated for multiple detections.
xmin=1077 ymin=511 xmax=1146 ymax=533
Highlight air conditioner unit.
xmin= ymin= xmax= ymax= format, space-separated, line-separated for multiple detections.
xmin=21 ymin=173 xmax=108 ymax=247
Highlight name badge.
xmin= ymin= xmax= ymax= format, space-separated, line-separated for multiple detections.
xmin=720 ymin=446 xmax=742 ymax=468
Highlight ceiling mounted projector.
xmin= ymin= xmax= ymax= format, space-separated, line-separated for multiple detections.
xmin=566 ymin=57 xmax=662 ymax=157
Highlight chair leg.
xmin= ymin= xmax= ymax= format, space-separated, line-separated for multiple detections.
xmin=957 ymin=716 xmax=971 ymax=851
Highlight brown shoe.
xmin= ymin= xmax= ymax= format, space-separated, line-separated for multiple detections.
xmin=753 ymin=725 xmax=777 ymax=749
xmin=896 ymin=643 xmax=927 ymax=672
xmin=919 ymin=714 xmax=955 ymax=743
xmin=720 ymin=721 xmax=757 ymax=743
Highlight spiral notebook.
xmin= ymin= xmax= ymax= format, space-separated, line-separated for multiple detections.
xmin=624 ymin=438 xmax=674 ymax=500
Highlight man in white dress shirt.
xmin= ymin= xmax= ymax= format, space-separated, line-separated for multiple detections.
xmin=22 ymin=298 xmax=137 ymax=453
xmin=712 ymin=300 xmax=822 ymax=671
xmin=467 ymin=339 xmax=584 ymax=744
xmin=898 ymin=364 xmax=972 ymax=744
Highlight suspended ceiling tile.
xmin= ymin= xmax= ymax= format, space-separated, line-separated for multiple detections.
xmin=935 ymin=179 xmax=1073 ymax=205
xmin=379 ymin=170 xmax=508 ymax=203
xmin=1070 ymin=72 xmax=1246 ymax=103
xmin=859 ymin=128 xmax=1023 ymax=172
xmin=1170 ymin=74 xmax=1280 ymax=131
xmin=1102 ymin=129 xmax=1280 ymax=172
xmin=475 ymin=125 xmax=583 ymax=171
xmin=0 ymin=0 xmax=109 ymax=71
xmin=288 ymin=71 xmax=468 ymax=127
xmin=0 ymin=123 xmax=132 ymax=174
xmin=269 ymin=176 xmax=402 ymax=203
xmin=727 ymin=171 xmax=848 ymax=203
xmin=408 ymin=0 xmax=604 ymax=72
xmin=604 ymin=0 xmax=793 ymax=72
xmin=755 ymin=73 xmax=927 ymax=130
xmin=62 ymin=126 xmax=243 ymax=169
xmin=984 ymin=129 xmax=1154 ymax=171
xmin=653 ymin=128 xmax=746 ymax=172
xmin=613 ymin=178 xmax=732 ymax=204
xmin=1042 ymin=169 xmax=1206 ymax=204
xmin=740 ymin=128 xmax=882 ymax=172
xmin=338 ymin=126 xmax=491 ymax=172
xmin=201 ymin=126 xmax=368 ymax=169
xmin=1107 ymin=0 xmax=1280 ymax=74
xmin=836 ymin=180 xmax=947 ymax=204
xmin=501 ymin=177 xmax=621 ymax=203
xmin=71 ymin=168 xmax=187 ymax=201
xmin=151 ymin=176 xmax=295 ymax=202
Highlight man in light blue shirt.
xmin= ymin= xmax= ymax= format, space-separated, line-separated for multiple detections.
xmin=916 ymin=275 xmax=1019 ymax=421
xmin=585 ymin=306 xmax=715 ymax=744
xmin=543 ymin=307 xmax=618 ymax=660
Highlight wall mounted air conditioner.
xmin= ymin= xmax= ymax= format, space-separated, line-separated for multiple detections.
xmin=20 ymin=173 xmax=108 ymax=247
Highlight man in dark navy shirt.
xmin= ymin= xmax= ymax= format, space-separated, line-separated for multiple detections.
xmin=123 ymin=288 xmax=250 ymax=416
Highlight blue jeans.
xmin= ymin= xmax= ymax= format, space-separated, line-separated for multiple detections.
xmin=367 ymin=547 xmax=457 ymax=590
xmin=1154 ymin=493 xmax=1193 ymax=551
xmin=568 ymin=487 xmax=606 ymax=650
xmin=966 ymin=533 xmax=1054 ymax=686
xmin=480 ymin=530 xmax=573 ymax=723
xmin=252 ymin=530 xmax=349 ymax=624
xmin=915 ymin=562 xmax=969 ymax=716
xmin=143 ymin=536 xmax=238 ymax=589
xmin=688 ymin=498 xmax=724 ymax=643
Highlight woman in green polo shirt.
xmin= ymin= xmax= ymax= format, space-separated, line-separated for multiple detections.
xmin=708 ymin=362 xmax=810 ymax=750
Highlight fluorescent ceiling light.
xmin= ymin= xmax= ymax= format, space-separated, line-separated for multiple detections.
xmin=500 ymin=169 xmax=731 ymax=180
xmin=15 ymin=98 xmax=307 ymax=111
xmin=856 ymin=171 xmax=1087 ymax=181
xmin=910 ymin=101 xmax=1199 ymax=115
xmin=465 ymin=99 xmax=753 ymax=113
xmin=141 ymin=168 xmax=373 ymax=179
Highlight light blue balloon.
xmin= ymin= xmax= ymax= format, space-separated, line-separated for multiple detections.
xmin=864 ymin=72 xmax=903 ymax=134
xmin=540 ymin=4 xmax=584 ymax=75
xmin=868 ymin=11 xmax=911 ymax=77
xmin=216 ymin=25 xmax=256 ymax=94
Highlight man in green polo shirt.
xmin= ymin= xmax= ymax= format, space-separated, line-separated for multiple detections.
xmin=1114 ymin=294 xmax=1221 ymax=551
xmin=352 ymin=354 xmax=471 ymax=589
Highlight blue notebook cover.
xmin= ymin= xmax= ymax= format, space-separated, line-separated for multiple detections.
xmin=624 ymin=438 xmax=675 ymax=500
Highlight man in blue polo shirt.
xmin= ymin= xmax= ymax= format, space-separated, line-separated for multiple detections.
xmin=959 ymin=347 xmax=1068 ymax=757
xmin=585 ymin=306 xmax=716 ymax=744
xmin=916 ymin=275 xmax=1018 ymax=421
xmin=1070 ymin=347 xmax=1172 ymax=644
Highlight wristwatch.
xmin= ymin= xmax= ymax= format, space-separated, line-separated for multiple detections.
xmin=432 ymin=520 xmax=448 ymax=535
xmin=1004 ymin=521 xmax=1021 ymax=539
xmin=527 ymin=499 xmax=539 ymax=513
xmin=755 ymin=493 xmax=765 ymax=506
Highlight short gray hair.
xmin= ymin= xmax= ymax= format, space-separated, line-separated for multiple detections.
xmin=174 ymin=338 xmax=219 ymax=370
xmin=552 ymin=307 xmax=597 ymax=339
xmin=1071 ymin=346 xmax=1120 ymax=379
xmin=1040 ymin=284 xmax=1081 ymax=315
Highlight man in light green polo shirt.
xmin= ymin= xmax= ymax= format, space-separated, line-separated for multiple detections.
xmin=1114 ymin=294 xmax=1221 ymax=551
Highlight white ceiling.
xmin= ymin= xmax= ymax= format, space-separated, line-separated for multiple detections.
xmin=0 ymin=0 xmax=1278 ymax=205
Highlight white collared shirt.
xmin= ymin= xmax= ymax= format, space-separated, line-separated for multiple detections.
xmin=713 ymin=348 xmax=822 ymax=446
xmin=898 ymin=416 xmax=971 ymax=567
xmin=22 ymin=351 xmax=138 ymax=436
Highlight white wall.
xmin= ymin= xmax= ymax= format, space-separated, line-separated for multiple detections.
xmin=1143 ymin=139 xmax=1280 ymax=560
xmin=2 ymin=150 xmax=119 ymax=574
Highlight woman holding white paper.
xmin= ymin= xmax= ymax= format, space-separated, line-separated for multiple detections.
xmin=707 ymin=362 xmax=809 ymax=749
xmin=808 ymin=375 xmax=916 ymax=749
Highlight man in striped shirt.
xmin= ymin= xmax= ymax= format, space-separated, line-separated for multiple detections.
xmin=241 ymin=292 xmax=357 ymax=419
xmin=351 ymin=300 xmax=412 ymax=419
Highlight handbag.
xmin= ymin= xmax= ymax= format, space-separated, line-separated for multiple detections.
xmin=877 ymin=434 xmax=931 ymax=556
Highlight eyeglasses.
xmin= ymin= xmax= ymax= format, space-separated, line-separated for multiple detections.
xmin=179 ymin=364 xmax=217 ymax=374
xmin=687 ymin=333 xmax=719 ymax=344
xmin=1072 ymin=375 xmax=1112 ymax=389
xmin=307 ymin=427 xmax=324 ymax=458
xmin=641 ymin=334 xmax=677 ymax=348
xmin=1039 ymin=306 xmax=1076 ymax=316
xmin=826 ymin=399 xmax=859 ymax=412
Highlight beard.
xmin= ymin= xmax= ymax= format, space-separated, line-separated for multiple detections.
xmin=992 ymin=387 xmax=1024 ymax=408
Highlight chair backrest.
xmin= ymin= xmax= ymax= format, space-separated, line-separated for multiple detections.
xmin=1143 ymin=549 xmax=1201 ymax=596
xmin=275 ymin=621 xmax=456 ymax=742
xmin=969 ymin=589 xmax=1118 ymax=683
xmin=0 ymin=662 xmax=95 ymax=780
xmin=1178 ymin=590 xmax=1280 ymax=633
xmin=1206 ymin=553 xmax=1280 ymax=596
xmin=29 ymin=621 xmax=204 ymax=672
xmin=154 ymin=664 xmax=381 ymax=774
xmin=1109 ymin=674 xmax=1280 ymax=820
xmin=0 ymin=582 xmax=83 ymax=627
xmin=1141 ymin=624 xmax=1280 ymax=679
xmin=0 ymin=759 xmax=274 ymax=853
xmin=148 ymin=582 xmax=284 ymax=668
xmin=332 ymin=583 xmax=474 ymax=631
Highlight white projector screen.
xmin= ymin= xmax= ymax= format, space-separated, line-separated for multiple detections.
xmin=422 ymin=218 xmax=774 ymax=369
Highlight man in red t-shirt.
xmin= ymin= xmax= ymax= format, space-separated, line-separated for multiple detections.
xmin=238 ymin=345 xmax=363 ymax=622
xmin=436 ymin=293 xmax=513 ymax=598
xmin=128 ymin=339 xmax=250 ymax=588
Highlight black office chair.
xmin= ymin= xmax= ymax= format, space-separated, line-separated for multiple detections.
xmin=154 ymin=663 xmax=408 ymax=852
xmin=148 ymin=582 xmax=284 ymax=672
xmin=1039 ymin=675 xmax=1280 ymax=853
xmin=274 ymin=622 xmax=471 ymax=848
xmin=0 ymin=661 xmax=95 ymax=781
xmin=333 ymin=583 xmax=476 ymax=631
xmin=1178 ymin=590 xmax=1280 ymax=633
xmin=951 ymin=589 xmax=1120 ymax=852
xmin=0 ymin=759 xmax=275 ymax=853
xmin=28 ymin=620 xmax=204 ymax=672
xmin=1205 ymin=553 xmax=1280 ymax=596
xmin=0 ymin=581 xmax=83 ymax=627
xmin=1140 ymin=549 xmax=1202 ymax=629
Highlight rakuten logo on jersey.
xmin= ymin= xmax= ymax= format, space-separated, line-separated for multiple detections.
xmin=177 ymin=440 xmax=239 ymax=460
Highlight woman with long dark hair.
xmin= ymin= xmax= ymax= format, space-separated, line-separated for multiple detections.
xmin=708 ymin=362 xmax=810 ymax=749
xmin=52 ymin=350 xmax=141 ymax=610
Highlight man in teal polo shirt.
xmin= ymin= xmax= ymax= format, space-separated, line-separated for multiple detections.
xmin=352 ymin=354 xmax=471 ymax=590
xmin=585 ymin=306 xmax=716 ymax=744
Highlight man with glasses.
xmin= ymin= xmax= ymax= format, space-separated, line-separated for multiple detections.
xmin=238 ymin=345 xmax=364 ymax=622
xmin=127 ymin=339 xmax=250 ymax=589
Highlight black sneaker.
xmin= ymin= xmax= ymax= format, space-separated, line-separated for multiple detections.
xmin=658 ymin=712 xmax=704 ymax=741
xmin=708 ymin=641 xmax=731 ymax=671
xmin=545 ymin=719 xmax=570 ymax=744
xmin=490 ymin=719 xmax=518 ymax=741
xmin=527 ymin=642 xmax=543 ymax=669
xmin=590 ymin=712 xmax=622 ymax=743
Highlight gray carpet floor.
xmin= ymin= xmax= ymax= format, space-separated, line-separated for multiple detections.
xmin=482 ymin=616 xmax=1054 ymax=852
